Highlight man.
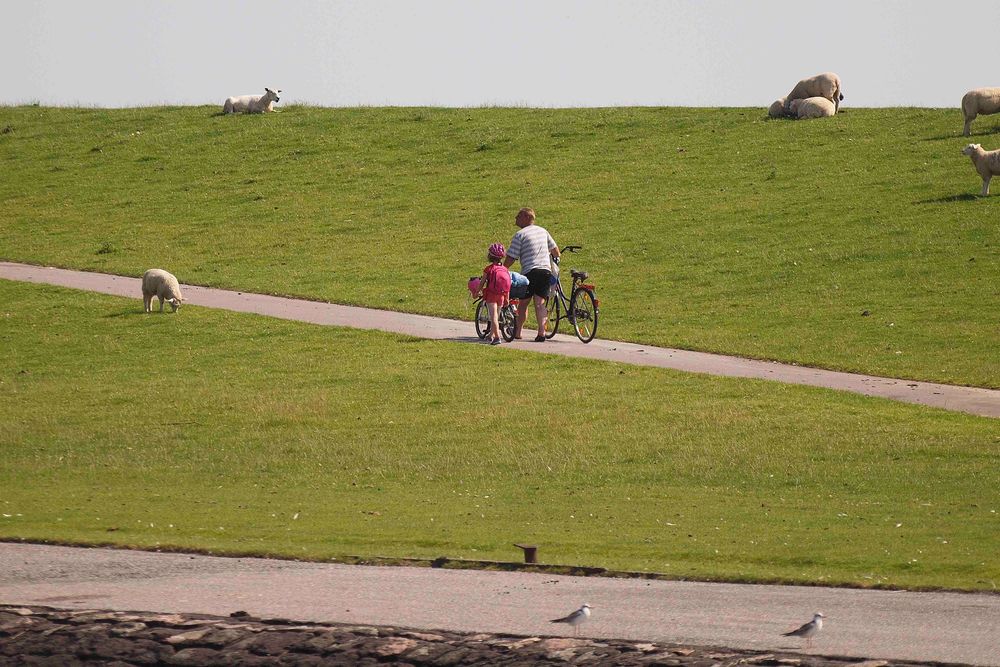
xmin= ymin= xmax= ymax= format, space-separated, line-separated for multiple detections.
xmin=503 ymin=207 xmax=560 ymax=341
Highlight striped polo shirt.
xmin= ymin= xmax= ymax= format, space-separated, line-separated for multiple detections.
xmin=508 ymin=225 xmax=557 ymax=273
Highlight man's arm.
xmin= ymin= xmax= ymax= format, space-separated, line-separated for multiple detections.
xmin=504 ymin=234 xmax=520 ymax=268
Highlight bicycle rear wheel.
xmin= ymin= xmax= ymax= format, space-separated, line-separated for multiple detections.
xmin=500 ymin=305 xmax=516 ymax=342
xmin=570 ymin=288 xmax=598 ymax=343
xmin=544 ymin=294 xmax=561 ymax=339
xmin=474 ymin=300 xmax=490 ymax=339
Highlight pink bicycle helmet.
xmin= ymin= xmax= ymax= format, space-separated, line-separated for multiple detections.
xmin=488 ymin=243 xmax=506 ymax=259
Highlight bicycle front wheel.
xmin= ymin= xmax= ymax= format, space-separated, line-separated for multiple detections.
xmin=570 ymin=288 xmax=598 ymax=343
xmin=474 ymin=300 xmax=490 ymax=339
xmin=544 ymin=294 xmax=561 ymax=339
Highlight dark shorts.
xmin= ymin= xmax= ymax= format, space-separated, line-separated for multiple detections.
xmin=525 ymin=268 xmax=552 ymax=299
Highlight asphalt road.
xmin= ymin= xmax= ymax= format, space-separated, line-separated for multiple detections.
xmin=1 ymin=262 xmax=998 ymax=418
xmin=1 ymin=544 xmax=998 ymax=665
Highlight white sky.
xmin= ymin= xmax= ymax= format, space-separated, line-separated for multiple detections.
xmin=5 ymin=0 xmax=1000 ymax=108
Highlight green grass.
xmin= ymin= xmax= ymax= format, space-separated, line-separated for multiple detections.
xmin=2 ymin=281 xmax=998 ymax=590
xmin=0 ymin=105 xmax=997 ymax=387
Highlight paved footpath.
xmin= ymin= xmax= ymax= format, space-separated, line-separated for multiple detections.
xmin=2 ymin=262 xmax=998 ymax=418
xmin=2 ymin=544 xmax=999 ymax=665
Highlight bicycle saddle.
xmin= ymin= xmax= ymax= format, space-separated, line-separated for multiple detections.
xmin=571 ymin=269 xmax=589 ymax=280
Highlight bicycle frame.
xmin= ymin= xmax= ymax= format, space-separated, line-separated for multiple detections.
xmin=544 ymin=246 xmax=600 ymax=342
xmin=548 ymin=272 xmax=596 ymax=319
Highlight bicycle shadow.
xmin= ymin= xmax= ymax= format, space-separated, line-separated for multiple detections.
xmin=444 ymin=335 xmax=494 ymax=344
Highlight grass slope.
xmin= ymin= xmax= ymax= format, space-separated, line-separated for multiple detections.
xmin=1 ymin=105 xmax=997 ymax=387
xmin=2 ymin=281 xmax=998 ymax=590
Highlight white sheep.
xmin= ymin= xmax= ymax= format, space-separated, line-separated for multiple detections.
xmin=784 ymin=72 xmax=843 ymax=114
xmin=768 ymin=97 xmax=788 ymax=118
xmin=961 ymin=88 xmax=1000 ymax=136
xmin=789 ymin=96 xmax=836 ymax=119
xmin=142 ymin=269 xmax=185 ymax=313
xmin=961 ymin=143 xmax=1000 ymax=196
xmin=223 ymin=88 xmax=281 ymax=114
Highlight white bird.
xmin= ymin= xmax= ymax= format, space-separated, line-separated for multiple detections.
xmin=549 ymin=603 xmax=591 ymax=636
xmin=781 ymin=612 xmax=824 ymax=649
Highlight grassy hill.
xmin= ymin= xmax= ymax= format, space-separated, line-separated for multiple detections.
xmin=1 ymin=105 xmax=998 ymax=386
xmin=2 ymin=281 xmax=997 ymax=590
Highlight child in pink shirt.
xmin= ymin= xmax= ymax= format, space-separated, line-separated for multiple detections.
xmin=476 ymin=243 xmax=512 ymax=345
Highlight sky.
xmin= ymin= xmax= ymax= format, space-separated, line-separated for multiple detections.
xmin=5 ymin=0 xmax=1000 ymax=109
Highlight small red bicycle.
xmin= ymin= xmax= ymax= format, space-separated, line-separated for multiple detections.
xmin=469 ymin=278 xmax=524 ymax=342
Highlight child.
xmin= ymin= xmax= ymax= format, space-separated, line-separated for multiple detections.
xmin=476 ymin=243 xmax=512 ymax=345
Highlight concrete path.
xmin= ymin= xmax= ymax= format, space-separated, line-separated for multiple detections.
xmin=2 ymin=261 xmax=998 ymax=419
xmin=2 ymin=544 xmax=999 ymax=665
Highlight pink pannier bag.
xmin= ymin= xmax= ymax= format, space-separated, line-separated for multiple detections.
xmin=467 ymin=277 xmax=481 ymax=297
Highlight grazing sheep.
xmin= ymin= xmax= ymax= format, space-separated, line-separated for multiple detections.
xmin=789 ymin=96 xmax=836 ymax=119
xmin=784 ymin=72 xmax=844 ymax=114
xmin=961 ymin=88 xmax=1000 ymax=136
xmin=142 ymin=269 xmax=185 ymax=313
xmin=961 ymin=143 xmax=1000 ymax=196
xmin=768 ymin=97 xmax=788 ymax=118
xmin=223 ymin=87 xmax=281 ymax=114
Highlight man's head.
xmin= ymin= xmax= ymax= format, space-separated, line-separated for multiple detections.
xmin=515 ymin=207 xmax=536 ymax=228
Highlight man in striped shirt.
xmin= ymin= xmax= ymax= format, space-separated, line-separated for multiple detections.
xmin=503 ymin=207 xmax=561 ymax=341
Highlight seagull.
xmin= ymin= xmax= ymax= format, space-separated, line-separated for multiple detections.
xmin=549 ymin=603 xmax=591 ymax=636
xmin=781 ymin=612 xmax=824 ymax=649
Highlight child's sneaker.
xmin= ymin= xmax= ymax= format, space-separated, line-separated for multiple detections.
xmin=490 ymin=338 xmax=502 ymax=345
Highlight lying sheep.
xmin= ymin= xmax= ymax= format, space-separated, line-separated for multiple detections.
xmin=961 ymin=143 xmax=1000 ymax=196
xmin=768 ymin=97 xmax=788 ymax=118
xmin=789 ymin=96 xmax=836 ymax=119
xmin=784 ymin=72 xmax=843 ymax=114
xmin=142 ymin=269 xmax=185 ymax=313
xmin=223 ymin=87 xmax=281 ymax=114
xmin=961 ymin=88 xmax=1000 ymax=136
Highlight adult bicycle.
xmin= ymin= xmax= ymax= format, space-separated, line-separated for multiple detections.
xmin=544 ymin=245 xmax=600 ymax=343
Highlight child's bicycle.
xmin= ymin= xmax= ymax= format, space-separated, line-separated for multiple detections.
xmin=544 ymin=245 xmax=600 ymax=343
xmin=469 ymin=278 xmax=523 ymax=342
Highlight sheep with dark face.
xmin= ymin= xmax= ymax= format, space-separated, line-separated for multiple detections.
xmin=223 ymin=87 xmax=281 ymax=114
xmin=961 ymin=88 xmax=1000 ymax=136
xmin=962 ymin=143 xmax=1000 ymax=196
xmin=142 ymin=269 xmax=185 ymax=313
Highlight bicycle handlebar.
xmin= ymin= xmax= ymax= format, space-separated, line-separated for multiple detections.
xmin=561 ymin=245 xmax=582 ymax=253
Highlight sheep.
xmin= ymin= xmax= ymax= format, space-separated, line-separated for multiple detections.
xmin=961 ymin=88 xmax=1000 ymax=136
xmin=223 ymin=87 xmax=281 ymax=114
xmin=784 ymin=72 xmax=843 ymax=114
xmin=789 ymin=96 xmax=836 ymax=119
xmin=961 ymin=143 xmax=1000 ymax=196
xmin=142 ymin=269 xmax=185 ymax=313
xmin=768 ymin=97 xmax=788 ymax=118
